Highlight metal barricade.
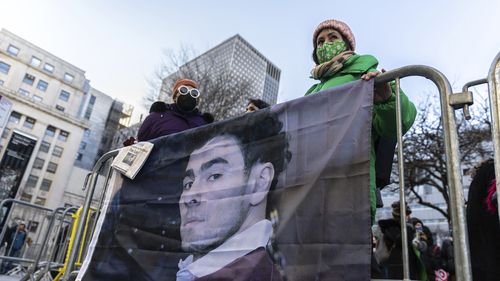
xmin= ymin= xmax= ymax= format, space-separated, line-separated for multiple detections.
xmin=486 ymin=51 xmax=500 ymax=224
xmin=50 ymin=207 xmax=95 ymax=281
xmin=57 ymin=62 xmax=499 ymax=281
xmin=61 ymin=150 xmax=119 ymax=281
xmin=31 ymin=206 xmax=78 ymax=281
xmin=0 ymin=199 xmax=77 ymax=280
xmin=374 ymin=65 xmax=472 ymax=281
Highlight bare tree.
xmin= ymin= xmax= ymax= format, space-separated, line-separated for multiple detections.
xmin=144 ymin=46 xmax=254 ymax=121
xmin=392 ymin=91 xmax=492 ymax=222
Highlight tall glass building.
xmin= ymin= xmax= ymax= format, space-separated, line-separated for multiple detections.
xmin=159 ymin=34 xmax=281 ymax=121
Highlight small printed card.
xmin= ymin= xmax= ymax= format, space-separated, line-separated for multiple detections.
xmin=111 ymin=142 xmax=154 ymax=179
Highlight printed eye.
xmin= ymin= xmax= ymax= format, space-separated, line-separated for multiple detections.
xmin=208 ymin=173 xmax=222 ymax=181
xmin=183 ymin=181 xmax=193 ymax=190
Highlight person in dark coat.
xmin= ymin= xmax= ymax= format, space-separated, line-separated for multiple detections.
xmin=375 ymin=202 xmax=423 ymax=280
xmin=137 ymin=79 xmax=213 ymax=142
xmin=1 ymin=223 xmax=26 ymax=273
xmin=466 ymin=159 xmax=499 ymax=280
xmin=122 ymin=101 xmax=167 ymax=146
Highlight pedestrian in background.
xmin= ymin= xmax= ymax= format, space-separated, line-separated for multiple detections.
xmin=466 ymin=159 xmax=499 ymax=280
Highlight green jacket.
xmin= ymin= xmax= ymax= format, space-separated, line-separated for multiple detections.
xmin=305 ymin=54 xmax=417 ymax=220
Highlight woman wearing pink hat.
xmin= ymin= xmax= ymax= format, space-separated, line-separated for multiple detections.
xmin=306 ymin=19 xmax=417 ymax=220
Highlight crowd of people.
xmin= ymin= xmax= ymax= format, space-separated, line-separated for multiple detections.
xmin=372 ymin=202 xmax=455 ymax=280
xmin=115 ymin=17 xmax=498 ymax=281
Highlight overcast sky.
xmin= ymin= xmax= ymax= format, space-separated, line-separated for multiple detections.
xmin=1 ymin=0 xmax=499 ymax=122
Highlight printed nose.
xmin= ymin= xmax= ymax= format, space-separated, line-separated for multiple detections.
xmin=182 ymin=194 xmax=201 ymax=207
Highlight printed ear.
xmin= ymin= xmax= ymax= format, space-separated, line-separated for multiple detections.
xmin=249 ymin=162 xmax=274 ymax=206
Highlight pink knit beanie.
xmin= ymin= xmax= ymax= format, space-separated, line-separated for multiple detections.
xmin=312 ymin=19 xmax=356 ymax=64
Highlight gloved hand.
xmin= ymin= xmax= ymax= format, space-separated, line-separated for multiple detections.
xmin=123 ymin=136 xmax=136 ymax=147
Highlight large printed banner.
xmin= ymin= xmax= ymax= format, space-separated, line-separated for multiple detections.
xmin=78 ymin=80 xmax=374 ymax=281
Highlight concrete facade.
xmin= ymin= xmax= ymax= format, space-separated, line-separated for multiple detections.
xmin=0 ymin=29 xmax=131 ymax=212
xmin=0 ymin=29 xmax=90 ymax=210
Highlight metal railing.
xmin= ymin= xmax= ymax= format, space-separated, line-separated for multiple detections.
xmin=486 ymin=51 xmax=500 ymax=224
xmin=61 ymin=150 xmax=119 ymax=281
xmin=0 ymin=199 xmax=77 ymax=280
xmin=56 ymin=61 xmax=500 ymax=281
xmin=375 ymin=65 xmax=472 ymax=281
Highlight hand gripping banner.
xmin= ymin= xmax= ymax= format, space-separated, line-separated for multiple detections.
xmin=77 ymin=80 xmax=374 ymax=281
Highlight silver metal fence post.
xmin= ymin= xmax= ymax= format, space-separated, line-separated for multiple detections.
xmin=33 ymin=206 xmax=78 ymax=281
xmin=487 ymin=51 xmax=500 ymax=224
xmin=376 ymin=65 xmax=472 ymax=281
xmin=19 ymin=207 xmax=65 ymax=281
xmin=61 ymin=150 xmax=119 ymax=281
xmin=394 ymin=78 xmax=410 ymax=280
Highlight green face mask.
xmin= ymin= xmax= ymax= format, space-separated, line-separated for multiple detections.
xmin=316 ymin=40 xmax=347 ymax=64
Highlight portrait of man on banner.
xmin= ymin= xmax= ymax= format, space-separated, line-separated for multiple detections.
xmin=176 ymin=109 xmax=291 ymax=280
xmin=78 ymin=80 xmax=374 ymax=281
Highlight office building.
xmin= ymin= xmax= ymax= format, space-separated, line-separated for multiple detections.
xmin=159 ymin=34 xmax=281 ymax=121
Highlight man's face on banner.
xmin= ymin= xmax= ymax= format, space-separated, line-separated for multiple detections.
xmin=180 ymin=135 xmax=254 ymax=252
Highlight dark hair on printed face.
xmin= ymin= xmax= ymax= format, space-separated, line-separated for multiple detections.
xmin=181 ymin=109 xmax=291 ymax=190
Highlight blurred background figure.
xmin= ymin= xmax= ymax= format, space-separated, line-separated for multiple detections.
xmin=245 ymin=98 xmax=270 ymax=113
xmin=374 ymin=201 xmax=424 ymax=280
xmin=466 ymin=159 xmax=499 ymax=280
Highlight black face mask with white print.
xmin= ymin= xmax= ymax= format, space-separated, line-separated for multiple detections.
xmin=176 ymin=95 xmax=197 ymax=112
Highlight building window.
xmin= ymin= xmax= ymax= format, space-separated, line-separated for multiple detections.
xmin=46 ymin=162 xmax=57 ymax=173
xmin=33 ymin=95 xmax=43 ymax=102
xmin=58 ymin=130 xmax=69 ymax=142
xmin=84 ymin=108 xmax=92 ymax=119
xmin=424 ymin=185 xmax=433 ymax=195
xmin=20 ymin=193 xmax=32 ymax=202
xmin=52 ymin=146 xmax=63 ymax=157
xmin=40 ymin=179 xmax=52 ymax=191
xmin=0 ymin=61 xmax=10 ymax=74
xmin=45 ymin=126 xmax=56 ymax=137
xmin=59 ymin=90 xmax=70 ymax=102
xmin=26 ymin=175 xmax=38 ymax=188
xmin=7 ymin=45 xmax=19 ymax=56
xmin=89 ymin=95 xmax=96 ymax=105
xmin=23 ymin=117 xmax=36 ymax=129
xmin=34 ymin=197 xmax=46 ymax=206
xmin=27 ymin=221 xmax=39 ymax=232
xmin=64 ymin=73 xmax=74 ymax=83
xmin=76 ymin=153 xmax=83 ymax=161
xmin=18 ymin=88 xmax=30 ymax=96
xmin=22 ymin=73 xmax=35 ymax=86
xmin=84 ymin=95 xmax=96 ymax=119
xmin=8 ymin=111 xmax=21 ymax=124
xmin=33 ymin=157 xmax=45 ymax=169
xmin=1 ymin=128 xmax=10 ymax=139
xmin=39 ymin=141 xmax=50 ymax=152
xmin=43 ymin=63 xmax=54 ymax=73
xmin=55 ymin=105 xmax=65 ymax=112
xmin=83 ymin=129 xmax=91 ymax=138
xmin=79 ymin=141 xmax=87 ymax=150
xmin=30 ymin=56 xmax=41 ymax=67
xmin=36 ymin=80 xmax=48 ymax=91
